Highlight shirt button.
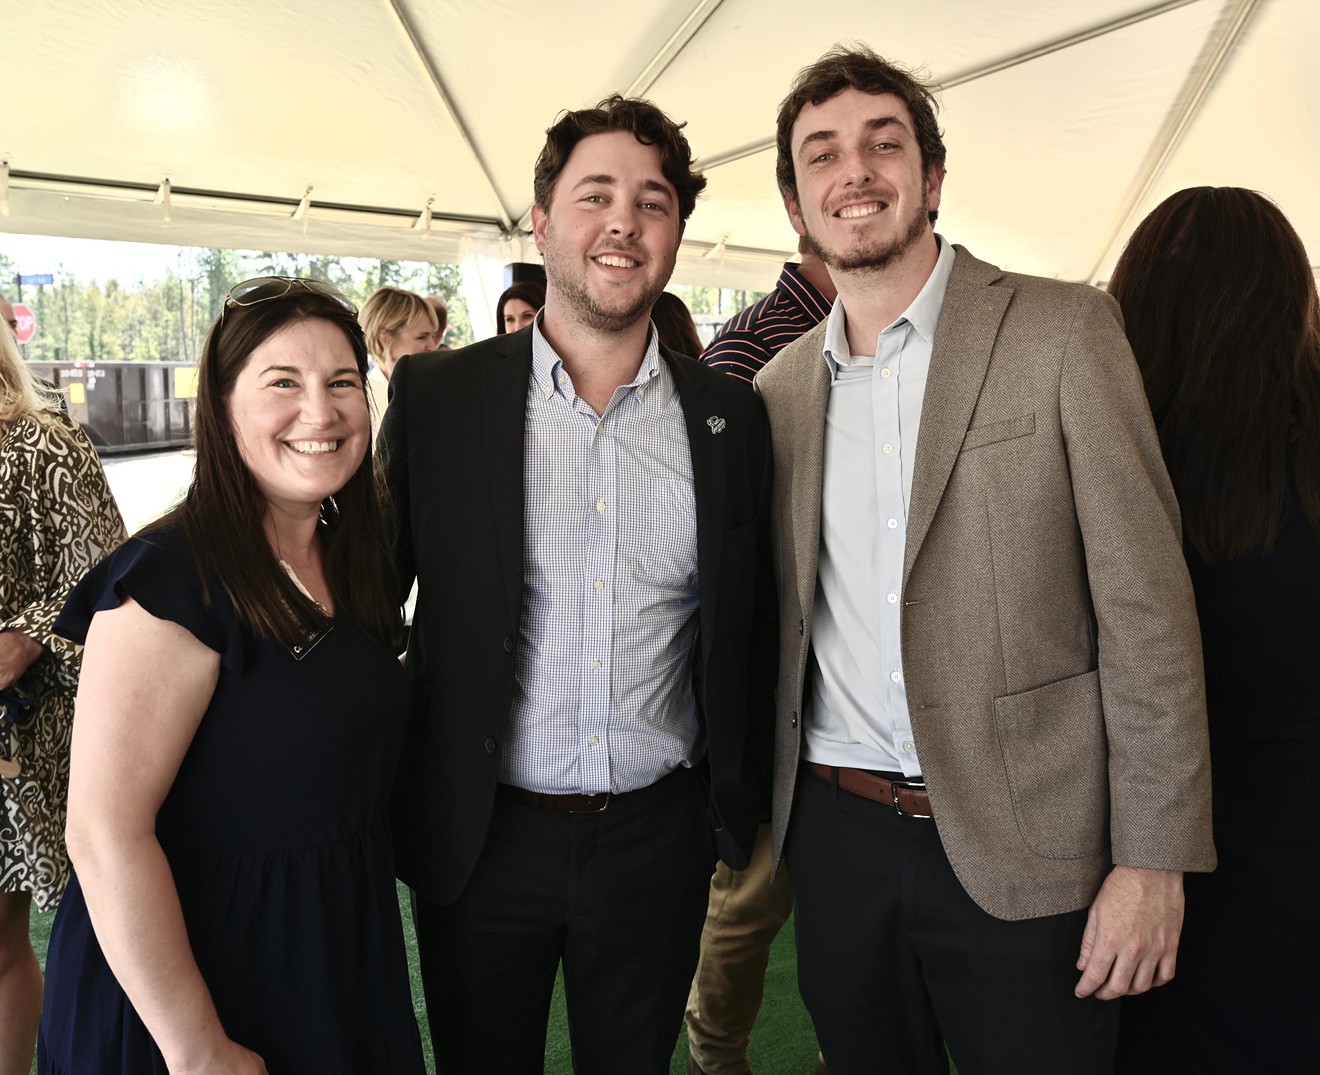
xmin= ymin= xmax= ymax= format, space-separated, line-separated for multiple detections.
xmin=588 ymin=734 xmax=599 ymax=747
xmin=593 ymin=578 xmax=605 ymax=592
xmin=902 ymin=740 xmax=916 ymax=753
xmin=880 ymin=367 xmax=893 ymax=379
xmin=890 ymin=670 xmax=903 ymax=683
xmin=595 ymin=499 xmax=606 ymax=513
xmin=887 ymin=593 xmax=898 ymax=604
xmin=591 ymin=659 xmax=601 ymax=670
xmin=887 ymin=518 xmax=898 ymax=529
xmin=882 ymin=442 xmax=894 ymax=454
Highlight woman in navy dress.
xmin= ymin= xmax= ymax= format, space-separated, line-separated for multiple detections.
xmin=39 ymin=278 xmax=425 ymax=1074
xmin=1108 ymin=188 xmax=1320 ymax=1071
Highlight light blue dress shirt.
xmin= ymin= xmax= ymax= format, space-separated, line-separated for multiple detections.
xmin=805 ymin=239 xmax=957 ymax=777
xmin=501 ymin=319 xmax=702 ymax=795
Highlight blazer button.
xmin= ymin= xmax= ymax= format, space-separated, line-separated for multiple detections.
xmin=790 ymin=711 xmax=799 ymax=729
xmin=503 ymin=636 xmax=515 ymax=653
xmin=798 ymin=619 xmax=804 ymax=636
xmin=484 ymin=737 xmax=497 ymax=754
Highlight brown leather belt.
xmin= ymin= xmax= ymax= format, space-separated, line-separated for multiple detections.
xmin=499 ymin=783 xmax=611 ymax=814
xmin=804 ymin=761 xmax=933 ymax=818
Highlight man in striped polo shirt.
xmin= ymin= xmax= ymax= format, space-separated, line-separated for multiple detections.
xmin=701 ymin=240 xmax=836 ymax=385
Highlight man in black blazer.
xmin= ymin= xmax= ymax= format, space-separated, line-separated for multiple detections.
xmin=382 ymin=95 xmax=776 ymax=1075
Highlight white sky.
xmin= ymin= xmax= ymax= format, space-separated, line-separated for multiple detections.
xmin=1 ymin=232 xmax=184 ymax=289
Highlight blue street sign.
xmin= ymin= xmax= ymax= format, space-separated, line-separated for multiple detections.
xmin=18 ymin=274 xmax=54 ymax=286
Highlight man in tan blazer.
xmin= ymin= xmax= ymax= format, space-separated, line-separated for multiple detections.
xmin=757 ymin=46 xmax=1215 ymax=1074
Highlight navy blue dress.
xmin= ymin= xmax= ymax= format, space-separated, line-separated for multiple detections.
xmin=38 ymin=526 xmax=425 ymax=1074
xmin=1115 ymin=489 xmax=1320 ymax=1071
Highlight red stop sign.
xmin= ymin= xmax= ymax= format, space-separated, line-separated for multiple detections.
xmin=12 ymin=303 xmax=36 ymax=345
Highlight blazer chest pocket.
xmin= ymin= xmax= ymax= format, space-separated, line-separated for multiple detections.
xmin=960 ymin=413 xmax=1036 ymax=452
xmin=993 ymin=669 xmax=1108 ymax=860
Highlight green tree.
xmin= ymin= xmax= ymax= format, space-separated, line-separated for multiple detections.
xmin=197 ymin=248 xmax=244 ymax=326
xmin=424 ymin=262 xmax=473 ymax=347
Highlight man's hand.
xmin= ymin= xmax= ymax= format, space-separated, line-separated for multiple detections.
xmin=1075 ymin=865 xmax=1184 ymax=1000
xmin=0 ymin=629 xmax=43 ymax=691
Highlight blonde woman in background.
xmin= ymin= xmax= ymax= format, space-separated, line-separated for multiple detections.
xmin=359 ymin=287 xmax=439 ymax=439
xmin=0 ymin=321 xmax=124 ymax=1075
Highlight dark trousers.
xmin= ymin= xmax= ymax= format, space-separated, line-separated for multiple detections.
xmin=413 ymin=765 xmax=717 ymax=1075
xmin=787 ymin=767 xmax=1118 ymax=1075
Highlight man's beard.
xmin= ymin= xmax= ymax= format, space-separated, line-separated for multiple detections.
xmin=802 ymin=190 xmax=930 ymax=274
xmin=551 ymin=272 xmax=662 ymax=334
xmin=542 ymin=226 xmax=671 ymax=334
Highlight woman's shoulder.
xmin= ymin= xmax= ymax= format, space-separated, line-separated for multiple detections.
xmin=57 ymin=522 xmax=241 ymax=665
xmin=5 ymin=406 xmax=85 ymax=445
xmin=3 ymin=408 xmax=103 ymax=472
xmin=115 ymin=522 xmax=197 ymax=569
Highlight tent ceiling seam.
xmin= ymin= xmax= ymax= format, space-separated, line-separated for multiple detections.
xmin=386 ymin=0 xmax=516 ymax=233
xmin=1085 ymin=0 xmax=1263 ymax=283
xmin=625 ymin=0 xmax=728 ymax=99
xmin=695 ymin=0 xmax=1204 ymax=173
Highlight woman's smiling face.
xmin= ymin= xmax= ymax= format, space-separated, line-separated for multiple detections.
xmin=227 ymin=317 xmax=369 ymax=521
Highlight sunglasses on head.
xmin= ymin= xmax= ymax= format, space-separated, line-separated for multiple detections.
xmin=223 ymin=276 xmax=357 ymax=316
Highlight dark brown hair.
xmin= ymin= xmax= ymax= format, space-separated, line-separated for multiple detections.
xmin=495 ymin=281 xmax=547 ymax=335
xmin=650 ymin=291 xmax=703 ymax=357
xmin=776 ymin=44 xmax=945 ymax=223
xmin=156 ymin=284 xmax=400 ymax=647
xmin=1108 ymin=186 xmax=1320 ymax=560
xmin=533 ymin=95 xmax=707 ymax=223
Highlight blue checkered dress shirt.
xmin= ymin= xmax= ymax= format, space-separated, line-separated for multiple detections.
xmin=500 ymin=320 xmax=702 ymax=795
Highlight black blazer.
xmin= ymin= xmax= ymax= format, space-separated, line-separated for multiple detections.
xmin=382 ymin=328 xmax=777 ymax=906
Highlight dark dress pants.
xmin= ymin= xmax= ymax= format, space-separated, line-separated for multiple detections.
xmin=787 ymin=766 xmax=1118 ymax=1075
xmin=413 ymin=765 xmax=717 ymax=1075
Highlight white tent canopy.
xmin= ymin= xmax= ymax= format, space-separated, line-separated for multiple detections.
xmin=2 ymin=0 xmax=1316 ymax=295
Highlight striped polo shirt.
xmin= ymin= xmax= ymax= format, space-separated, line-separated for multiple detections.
xmin=700 ymin=261 xmax=833 ymax=384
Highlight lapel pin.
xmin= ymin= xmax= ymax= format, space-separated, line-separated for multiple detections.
xmin=706 ymin=416 xmax=726 ymax=434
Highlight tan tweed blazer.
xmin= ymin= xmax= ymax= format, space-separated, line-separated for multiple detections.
xmin=757 ymin=246 xmax=1216 ymax=921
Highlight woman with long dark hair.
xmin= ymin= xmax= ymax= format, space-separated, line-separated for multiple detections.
xmin=494 ymin=280 xmax=546 ymax=335
xmin=1108 ymin=187 xmax=1320 ymax=1071
xmin=38 ymin=279 xmax=424 ymax=1074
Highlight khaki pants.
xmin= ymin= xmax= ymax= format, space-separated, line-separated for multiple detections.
xmin=684 ymin=823 xmax=796 ymax=1075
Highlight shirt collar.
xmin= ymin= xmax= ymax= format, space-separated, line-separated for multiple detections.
xmin=531 ymin=312 xmax=667 ymax=402
xmin=822 ymin=236 xmax=957 ymax=378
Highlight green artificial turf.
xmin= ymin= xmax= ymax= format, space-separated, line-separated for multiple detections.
xmin=34 ymin=884 xmax=952 ymax=1075
xmin=399 ymin=881 xmax=820 ymax=1074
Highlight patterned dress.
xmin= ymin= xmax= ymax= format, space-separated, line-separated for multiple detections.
xmin=0 ymin=410 xmax=125 ymax=911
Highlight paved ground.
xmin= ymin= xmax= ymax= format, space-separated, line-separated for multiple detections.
xmin=102 ymin=449 xmax=194 ymax=534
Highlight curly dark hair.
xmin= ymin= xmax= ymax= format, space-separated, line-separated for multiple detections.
xmin=533 ymin=95 xmax=707 ymax=223
xmin=776 ymin=44 xmax=945 ymax=223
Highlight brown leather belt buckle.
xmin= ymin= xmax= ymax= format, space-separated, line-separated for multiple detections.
xmin=499 ymin=784 xmax=612 ymax=813
xmin=566 ymin=792 xmax=610 ymax=814
xmin=891 ymin=778 xmax=932 ymax=819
